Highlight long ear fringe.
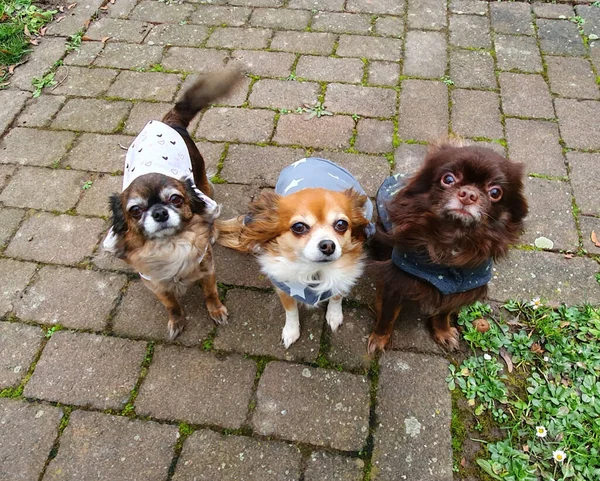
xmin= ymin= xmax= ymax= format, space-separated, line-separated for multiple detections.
xmin=214 ymin=217 xmax=248 ymax=252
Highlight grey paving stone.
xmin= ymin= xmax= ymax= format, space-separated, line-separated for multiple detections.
xmin=9 ymin=38 xmax=65 ymax=92
xmin=0 ymin=128 xmax=76 ymax=167
xmin=391 ymin=305 xmax=444 ymax=355
xmin=555 ymin=99 xmax=600 ymax=150
xmin=407 ymin=0 xmax=447 ymax=30
xmin=312 ymin=12 xmax=372 ymax=34
xmin=53 ymin=98 xmax=132 ymax=133
xmin=24 ymin=331 xmax=146 ymax=409
xmin=107 ymin=0 xmax=137 ymax=18
xmin=489 ymin=250 xmax=600 ymax=304
xmin=533 ymin=2 xmax=574 ymax=19
xmin=347 ymin=0 xmax=403 ymax=15
xmin=575 ymin=5 xmax=600 ymax=37
xmin=449 ymin=14 xmax=491 ymax=49
xmin=252 ymin=362 xmax=370 ymax=450
xmin=274 ymin=114 xmax=354 ymax=149
xmin=124 ymin=102 xmax=172 ymax=136
xmin=288 ymin=0 xmax=344 ymax=10
xmin=348 ymin=271 xmax=376 ymax=305
xmin=213 ymin=183 xmax=258 ymax=218
xmin=368 ymin=61 xmax=400 ymax=86
xmin=249 ymin=79 xmax=320 ymax=109
xmin=112 ymin=280 xmax=215 ymax=345
xmin=130 ymin=0 xmax=194 ymax=22
xmin=44 ymin=411 xmax=178 ymax=481
xmin=505 ymin=119 xmax=565 ymax=177
xmin=86 ymin=17 xmax=151 ymax=43
xmin=172 ymin=429 xmax=301 ymax=481
xmin=0 ymin=399 xmax=62 ymax=481
xmin=0 ymin=259 xmax=37 ymax=317
xmin=490 ymin=2 xmax=533 ymax=35
xmin=449 ymin=0 xmax=488 ymax=15
xmin=197 ymin=107 xmax=275 ymax=143
xmin=0 ymin=322 xmax=43 ymax=388
xmin=5 ymin=213 xmax=105 ymax=265
xmin=162 ymin=47 xmax=228 ymax=73
xmin=494 ymin=34 xmax=543 ymax=73
xmin=107 ymin=71 xmax=181 ymax=102
xmin=271 ymin=31 xmax=336 ymax=55
xmin=77 ymin=174 xmax=122 ymax=217
xmin=229 ymin=0 xmax=283 ymax=6
xmin=568 ymin=152 xmax=600 ymax=216
xmin=215 ymin=289 xmax=321 ymax=361
xmin=327 ymin=306 xmax=372 ymax=372
xmin=521 ymin=177 xmax=578 ymax=251
xmin=500 ymin=73 xmax=554 ymax=119
xmin=135 ymin=346 xmax=256 ymax=427
xmin=451 ymin=89 xmax=503 ymax=139
xmin=45 ymin=0 xmax=103 ymax=36
xmin=537 ymin=19 xmax=586 ymax=56
xmin=545 ymin=56 xmax=599 ymax=100
xmin=356 ymin=119 xmax=394 ymax=153
xmin=475 ymin=140 xmax=507 ymax=157
xmin=398 ymin=80 xmax=448 ymax=142
xmin=580 ymin=215 xmax=600 ymax=254
xmin=0 ymin=207 xmax=24 ymax=248
xmin=403 ymin=30 xmax=447 ymax=78
xmin=0 ymin=164 xmax=15 ymax=192
xmin=65 ymin=133 xmax=130 ymax=172
xmin=450 ymin=49 xmax=496 ymax=89
xmin=337 ymin=35 xmax=403 ymax=61
xmin=375 ymin=16 xmax=404 ymax=37
xmin=0 ymin=90 xmax=30 ymax=135
xmin=213 ymin=244 xmax=272 ymax=288
xmin=372 ymin=351 xmax=452 ymax=481
xmin=190 ymin=5 xmax=251 ymax=26
xmin=231 ymin=50 xmax=295 ymax=77
xmin=15 ymin=265 xmax=126 ymax=330
xmin=305 ymin=452 xmax=364 ymax=481
xmin=208 ymin=27 xmax=271 ymax=49
xmin=0 ymin=167 xmax=86 ymax=212
xmin=296 ymin=56 xmax=364 ymax=83
xmin=250 ymin=7 xmax=311 ymax=30
xmin=196 ymin=140 xmax=226 ymax=174
xmin=145 ymin=23 xmax=209 ymax=47
xmin=394 ymin=144 xmax=428 ymax=174
xmin=16 ymin=95 xmax=66 ymax=128
xmin=63 ymin=41 xmax=104 ymax=67
xmin=325 ymin=84 xmax=396 ymax=118
xmin=94 ymin=43 xmax=163 ymax=70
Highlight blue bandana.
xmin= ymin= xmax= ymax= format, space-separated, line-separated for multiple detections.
xmin=270 ymin=279 xmax=333 ymax=306
xmin=376 ymin=174 xmax=493 ymax=295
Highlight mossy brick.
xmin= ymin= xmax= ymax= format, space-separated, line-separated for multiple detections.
xmin=449 ymin=49 xmax=496 ymax=89
xmin=0 ymin=207 xmax=24 ymax=248
xmin=112 ymin=280 xmax=215 ymax=345
xmin=545 ymin=56 xmax=599 ymax=100
xmin=250 ymin=7 xmax=311 ymax=30
xmin=372 ymin=352 xmax=452 ymax=481
xmin=536 ymin=19 xmax=586 ymax=56
xmin=64 ymin=41 xmax=104 ymax=66
xmin=0 ymin=259 xmax=37 ymax=317
xmin=489 ymin=250 xmax=600 ymax=304
xmin=189 ymin=5 xmax=251 ymax=26
xmin=44 ymin=411 xmax=178 ymax=481
xmin=490 ymin=2 xmax=534 ymax=35
xmin=567 ymin=152 xmax=600 ymax=216
xmin=356 ymin=118 xmax=394 ymax=153
xmin=403 ymin=30 xmax=447 ymax=78
xmin=0 ymin=322 xmax=43 ymax=389
xmin=130 ymin=0 xmax=195 ymax=23
xmin=407 ymin=0 xmax=447 ymax=30
xmin=368 ymin=61 xmax=400 ymax=86
xmin=394 ymin=144 xmax=428 ymax=174
xmin=172 ymin=430 xmax=302 ymax=481
xmin=107 ymin=71 xmax=182 ymax=102
xmin=0 ymin=399 xmax=63 ymax=481
xmin=555 ymin=99 xmax=600 ymax=150
xmin=579 ymin=215 xmax=600 ymax=254
xmin=45 ymin=0 xmax=103 ymax=36
xmin=231 ymin=50 xmax=295 ymax=77
xmin=124 ymin=102 xmax=173 ymax=135
xmin=77 ymin=174 xmax=123 ymax=217
xmin=398 ymin=80 xmax=448 ymax=142
xmin=475 ymin=140 xmax=506 ymax=157
xmin=94 ymin=43 xmax=163 ymax=70
xmin=145 ymin=23 xmax=210 ymax=47
xmin=9 ymin=38 xmax=65 ymax=92
xmin=229 ymin=0 xmax=283 ymax=6
xmin=375 ymin=16 xmax=404 ymax=37
xmin=499 ymin=73 xmax=554 ymax=119
xmin=451 ymin=89 xmax=503 ymax=139
xmin=50 ymin=66 xmax=118 ymax=97
xmin=288 ymin=0 xmax=344 ymax=10
xmin=337 ymin=35 xmax=403 ymax=61
xmin=5 ymin=213 xmax=105 ymax=264
xmin=16 ymin=95 xmax=66 ymax=128
xmin=214 ymin=289 xmax=321 ymax=362
xmin=85 ymin=17 xmax=151 ymax=43
xmin=521 ymin=176 xmax=578 ymax=251
xmin=327 ymin=305 xmax=372 ymax=371
xmin=24 ymin=331 xmax=146 ymax=410
xmin=273 ymin=114 xmax=354 ymax=149
xmin=304 ymin=452 xmax=364 ymax=481
xmin=325 ymin=84 xmax=396 ymax=117
xmin=0 ymin=88 xmax=30 ymax=133
xmin=252 ymin=362 xmax=370 ymax=450
xmin=249 ymin=79 xmax=320 ymax=109
xmin=494 ymin=34 xmax=542 ymax=73
xmin=449 ymin=0 xmax=488 ymax=15
xmin=197 ymin=107 xmax=275 ymax=143
xmin=196 ymin=140 xmax=226 ymax=174
xmin=53 ymin=98 xmax=132 ymax=133
xmin=162 ymin=47 xmax=228 ymax=72
xmin=213 ymin=244 xmax=272 ymax=288
xmin=312 ymin=12 xmax=372 ymax=34
xmin=65 ymin=133 xmax=131 ymax=172
xmin=347 ymin=0 xmax=404 ymax=15
xmin=575 ymin=5 xmax=600 ymax=37
xmin=207 ymin=27 xmax=271 ymax=49
xmin=532 ymin=3 xmax=574 ymax=19
xmin=0 ymin=166 xmax=86 ymax=211
xmin=449 ymin=14 xmax=491 ymax=49
xmin=0 ymin=128 xmax=76 ymax=167
xmin=295 ymin=56 xmax=364 ymax=83
xmin=107 ymin=0 xmax=137 ymax=18
xmin=505 ymin=119 xmax=566 ymax=177
xmin=14 ymin=265 xmax=126 ymax=331
xmin=271 ymin=31 xmax=336 ymax=55
xmin=135 ymin=346 xmax=256 ymax=428
xmin=213 ymin=183 xmax=257 ymax=219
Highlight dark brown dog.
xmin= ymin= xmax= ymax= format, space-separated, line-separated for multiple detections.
xmin=368 ymin=139 xmax=528 ymax=353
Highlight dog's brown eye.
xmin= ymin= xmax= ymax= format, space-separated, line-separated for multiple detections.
xmin=129 ymin=206 xmax=143 ymax=218
xmin=291 ymin=222 xmax=309 ymax=235
xmin=441 ymin=174 xmax=456 ymax=186
xmin=489 ymin=186 xmax=503 ymax=201
xmin=334 ymin=220 xmax=349 ymax=233
xmin=169 ymin=194 xmax=184 ymax=207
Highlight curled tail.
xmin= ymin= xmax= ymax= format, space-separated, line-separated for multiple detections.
xmin=214 ymin=217 xmax=250 ymax=252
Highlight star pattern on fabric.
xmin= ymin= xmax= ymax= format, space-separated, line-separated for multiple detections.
xmin=291 ymin=158 xmax=307 ymax=168
xmin=284 ymin=178 xmax=304 ymax=194
xmin=285 ymin=281 xmax=307 ymax=300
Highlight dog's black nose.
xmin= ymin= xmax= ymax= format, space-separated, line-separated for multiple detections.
xmin=318 ymin=240 xmax=336 ymax=256
xmin=152 ymin=207 xmax=169 ymax=223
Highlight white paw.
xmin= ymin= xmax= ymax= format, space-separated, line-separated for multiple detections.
xmin=326 ymin=298 xmax=344 ymax=332
xmin=281 ymin=324 xmax=300 ymax=349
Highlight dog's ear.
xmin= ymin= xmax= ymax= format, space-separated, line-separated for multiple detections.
xmin=501 ymin=160 xmax=528 ymax=223
xmin=109 ymin=193 xmax=127 ymax=235
xmin=344 ymin=189 xmax=370 ymax=241
xmin=241 ymin=190 xmax=282 ymax=248
xmin=183 ymin=178 xmax=207 ymax=215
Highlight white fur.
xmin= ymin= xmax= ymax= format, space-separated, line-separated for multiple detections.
xmin=302 ymin=226 xmax=341 ymax=262
xmin=326 ymin=296 xmax=344 ymax=331
xmin=143 ymin=207 xmax=182 ymax=238
xmin=102 ymin=228 xmax=119 ymax=254
xmin=281 ymin=303 xmax=300 ymax=348
xmin=444 ymin=197 xmax=481 ymax=224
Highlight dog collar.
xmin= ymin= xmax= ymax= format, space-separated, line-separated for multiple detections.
xmin=270 ymin=278 xmax=333 ymax=306
xmin=138 ymin=243 xmax=209 ymax=282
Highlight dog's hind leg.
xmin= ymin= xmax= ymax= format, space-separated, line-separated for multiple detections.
xmin=368 ymin=280 xmax=402 ymax=355
xmin=152 ymin=289 xmax=185 ymax=341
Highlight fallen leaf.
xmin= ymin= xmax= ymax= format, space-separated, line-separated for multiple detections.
xmin=592 ymin=231 xmax=600 ymax=248
xmin=100 ymin=5 xmax=108 ymax=9
xmin=460 ymin=457 xmax=466 ymax=467
xmin=559 ymin=321 xmax=570 ymax=328
xmin=589 ymin=33 xmax=599 ymax=40
xmin=29 ymin=39 xmax=39 ymax=46
xmin=523 ymin=445 xmax=529 ymax=453
xmin=101 ymin=36 xmax=111 ymax=43
xmin=55 ymin=14 xmax=66 ymax=22
xmin=40 ymin=26 xmax=47 ymax=36
xmin=531 ymin=343 xmax=544 ymax=354
xmin=58 ymin=5 xmax=64 ymax=12
xmin=563 ymin=253 xmax=574 ymax=259
xmin=499 ymin=348 xmax=513 ymax=373
xmin=24 ymin=25 xmax=31 ymax=37
xmin=81 ymin=35 xmax=92 ymax=41
xmin=83 ymin=19 xmax=91 ymax=29
xmin=67 ymin=2 xmax=77 ymax=8
xmin=109 ymin=0 xmax=115 ymax=3
xmin=8 ymin=65 xmax=16 ymax=74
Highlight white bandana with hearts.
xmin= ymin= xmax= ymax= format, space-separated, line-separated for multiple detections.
xmin=123 ymin=120 xmax=218 ymax=214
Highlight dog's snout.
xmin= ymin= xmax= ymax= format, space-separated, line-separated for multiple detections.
xmin=152 ymin=206 xmax=169 ymax=223
xmin=318 ymin=240 xmax=336 ymax=256
xmin=457 ymin=187 xmax=479 ymax=205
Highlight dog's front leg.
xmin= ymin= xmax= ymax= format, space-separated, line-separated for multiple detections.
xmin=276 ymin=288 xmax=300 ymax=348
xmin=199 ymin=247 xmax=228 ymax=324
xmin=326 ymin=295 xmax=344 ymax=331
xmin=152 ymin=288 xmax=185 ymax=341
xmin=367 ymin=279 xmax=402 ymax=355
xmin=431 ymin=311 xmax=460 ymax=351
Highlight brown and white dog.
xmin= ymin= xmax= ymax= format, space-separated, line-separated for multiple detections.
xmin=103 ymin=69 xmax=242 ymax=340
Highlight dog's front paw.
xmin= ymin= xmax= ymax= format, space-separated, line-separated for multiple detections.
xmin=326 ymin=307 xmax=344 ymax=332
xmin=209 ymin=303 xmax=229 ymax=325
xmin=167 ymin=318 xmax=185 ymax=341
xmin=367 ymin=332 xmax=391 ymax=356
xmin=432 ymin=326 xmax=460 ymax=351
xmin=281 ymin=324 xmax=300 ymax=349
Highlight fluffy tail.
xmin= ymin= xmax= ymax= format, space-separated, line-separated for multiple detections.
xmin=214 ymin=217 xmax=250 ymax=252
xmin=163 ymin=68 xmax=243 ymax=129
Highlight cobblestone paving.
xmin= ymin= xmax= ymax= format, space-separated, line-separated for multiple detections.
xmin=1 ymin=0 xmax=600 ymax=480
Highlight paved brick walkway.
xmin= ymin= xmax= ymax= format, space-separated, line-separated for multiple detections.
xmin=1 ymin=0 xmax=600 ymax=480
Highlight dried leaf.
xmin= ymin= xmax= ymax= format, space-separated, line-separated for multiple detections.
xmin=55 ymin=14 xmax=66 ymax=23
xmin=0 ymin=82 xmax=10 ymax=89
xmin=563 ymin=253 xmax=574 ymax=259
xmin=24 ymin=25 xmax=31 ymax=37
xmin=81 ymin=36 xmax=92 ymax=41
xmin=500 ymin=348 xmax=513 ymax=373
xmin=100 ymin=5 xmax=109 ymax=10
xmin=101 ymin=36 xmax=111 ymax=43
xmin=109 ymin=0 xmax=115 ymax=3
xmin=531 ymin=343 xmax=544 ymax=354
xmin=8 ymin=65 xmax=16 ymax=74
xmin=67 ymin=2 xmax=77 ymax=8
xmin=29 ymin=39 xmax=39 ymax=46
xmin=460 ymin=457 xmax=466 ymax=467
xmin=40 ymin=26 xmax=48 ymax=36
xmin=560 ymin=321 xmax=570 ymax=328
xmin=83 ymin=18 xmax=91 ymax=29
xmin=523 ymin=445 xmax=529 ymax=453
xmin=592 ymin=230 xmax=600 ymax=248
